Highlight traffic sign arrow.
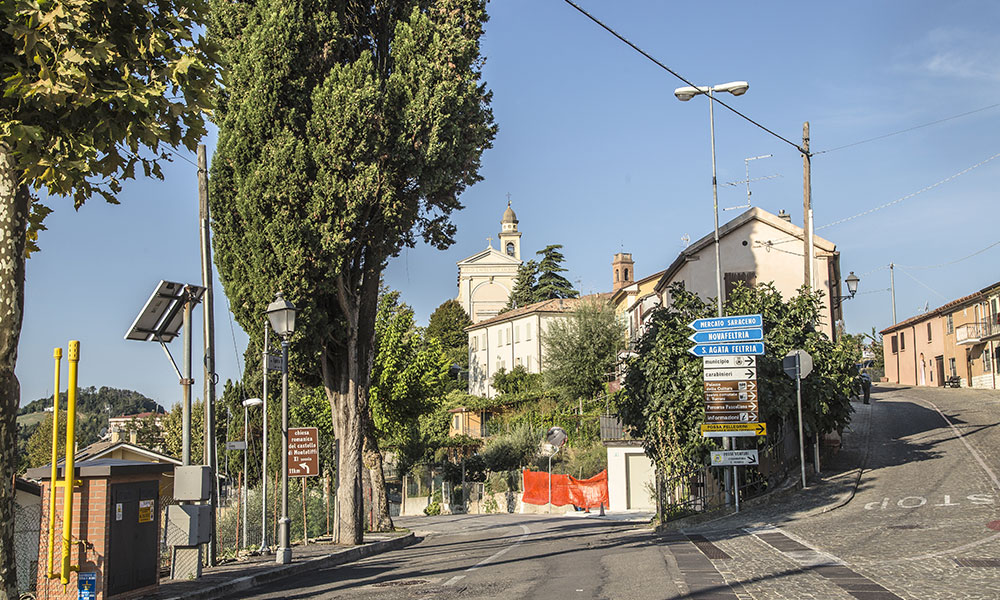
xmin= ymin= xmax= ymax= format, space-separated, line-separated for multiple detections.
xmin=689 ymin=342 xmax=765 ymax=357
xmin=703 ymin=355 xmax=756 ymax=369
xmin=703 ymin=367 xmax=757 ymax=382
xmin=704 ymin=380 xmax=758 ymax=392
xmin=689 ymin=328 xmax=763 ymax=344
xmin=689 ymin=314 xmax=762 ymax=331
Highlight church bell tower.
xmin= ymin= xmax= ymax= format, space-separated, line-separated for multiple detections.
xmin=498 ymin=201 xmax=521 ymax=260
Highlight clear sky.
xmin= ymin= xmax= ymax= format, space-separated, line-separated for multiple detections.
xmin=16 ymin=0 xmax=1000 ymax=409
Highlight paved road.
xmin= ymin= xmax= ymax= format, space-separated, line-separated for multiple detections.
xmin=220 ymin=385 xmax=1000 ymax=599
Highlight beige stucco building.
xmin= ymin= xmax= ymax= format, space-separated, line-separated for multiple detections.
xmin=649 ymin=207 xmax=843 ymax=339
xmin=456 ymin=203 xmax=524 ymax=323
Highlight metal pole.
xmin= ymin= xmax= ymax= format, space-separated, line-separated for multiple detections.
xmin=807 ymin=209 xmax=815 ymax=290
xmin=708 ymin=88 xmax=733 ymax=505
xmin=243 ymin=404 xmax=249 ymax=549
xmin=198 ymin=143 xmax=219 ymax=566
xmin=709 ymin=89 xmax=723 ymax=317
xmin=796 ymin=358 xmax=807 ymax=488
xmin=548 ymin=454 xmax=552 ymax=514
xmin=890 ymin=263 xmax=897 ymax=324
xmin=261 ymin=324 xmax=269 ymax=552
xmin=46 ymin=348 xmax=61 ymax=579
xmin=182 ymin=298 xmax=192 ymax=466
xmin=803 ymin=122 xmax=812 ymax=290
xmin=60 ymin=341 xmax=80 ymax=584
xmin=733 ymin=465 xmax=739 ymax=512
xmin=277 ymin=338 xmax=291 ymax=564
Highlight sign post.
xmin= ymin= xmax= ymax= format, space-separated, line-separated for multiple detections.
xmin=690 ymin=314 xmax=766 ymax=511
xmin=783 ymin=349 xmax=813 ymax=489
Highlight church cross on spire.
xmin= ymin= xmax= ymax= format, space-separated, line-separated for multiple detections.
xmin=506 ymin=192 xmax=511 ymax=206
xmin=486 ymin=235 xmax=492 ymax=248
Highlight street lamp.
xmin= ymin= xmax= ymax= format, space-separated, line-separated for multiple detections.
xmin=674 ymin=81 xmax=750 ymax=318
xmin=266 ymin=292 xmax=297 ymax=565
xmin=241 ymin=397 xmax=263 ymax=550
xmin=832 ymin=271 xmax=861 ymax=310
xmin=541 ymin=427 xmax=568 ymax=514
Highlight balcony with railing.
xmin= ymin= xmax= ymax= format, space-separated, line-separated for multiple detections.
xmin=956 ymin=322 xmax=986 ymax=345
xmin=984 ymin=313 xmax=1000 ymax=341
xmin=599 ymin=414 xmax=642 ymax=444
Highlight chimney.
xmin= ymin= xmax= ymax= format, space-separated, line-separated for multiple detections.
xmin=777 ymin=209 xmax=792 ymax=222
xmin=129 ymin=429 xmax=138 ymax=445
xmin=612 ymin=253 xmax=635 ymax=292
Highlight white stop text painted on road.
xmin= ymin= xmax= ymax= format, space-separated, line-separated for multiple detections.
xmin=864 ymin=494 xmax=995 ymax=510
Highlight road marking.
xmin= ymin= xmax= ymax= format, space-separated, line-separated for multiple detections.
xmin=443 ymin=524 xmax=530 ymax=586
xmin=863 ymin=494 xmax=996 ymax=509
xmin=917 ymin=397 xmax=1000 ymax=491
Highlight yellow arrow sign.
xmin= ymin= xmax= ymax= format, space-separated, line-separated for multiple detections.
xmin=700 ymin=422 xmax=767 ymax=436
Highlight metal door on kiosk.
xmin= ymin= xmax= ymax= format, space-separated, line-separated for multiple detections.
xmin=108 ymin=480 xmax=160 ymax=597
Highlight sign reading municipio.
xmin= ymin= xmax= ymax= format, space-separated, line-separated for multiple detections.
xmin=288 ymin=427 xmax=319 ymax=477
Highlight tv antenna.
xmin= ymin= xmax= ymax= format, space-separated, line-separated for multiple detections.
xmin=680 ymin=234 xmax=691 ymax=248
xmin=724 ymin=154 xmax=780 ymax=211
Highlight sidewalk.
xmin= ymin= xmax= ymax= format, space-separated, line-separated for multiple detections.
xmin=660 ymin=398 xmax=874 ymax=532
xmin=149 ymin=532 xmax=415 ymax=600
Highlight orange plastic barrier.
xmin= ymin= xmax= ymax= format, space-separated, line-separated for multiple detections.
xmin=522 ymin=469 xmax=609 ymax=509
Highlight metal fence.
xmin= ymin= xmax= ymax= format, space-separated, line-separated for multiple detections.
xmin=14 ymin=498 xmax=41 ymax=597
xmin=656 ymin=421 xmax=794 ymax=523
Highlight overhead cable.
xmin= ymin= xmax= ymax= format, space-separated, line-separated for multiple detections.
xmin=814 ymin=103 xmax=1000 ymax=155
xmin=561 ymin=0 xmax=806 ymax=154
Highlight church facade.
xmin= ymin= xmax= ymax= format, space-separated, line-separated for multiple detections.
xmin=456 ymin=203 xmax=523 ymax=323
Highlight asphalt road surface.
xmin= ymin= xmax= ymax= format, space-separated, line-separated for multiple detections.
xmin=221 ymin=385 xmax=1000 ymax=599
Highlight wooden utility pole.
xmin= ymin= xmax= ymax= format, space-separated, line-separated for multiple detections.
xmin=198 ymin=144 xmax=219 ymax=566
xmin=802 ymin=122 xmax=812 ymax=290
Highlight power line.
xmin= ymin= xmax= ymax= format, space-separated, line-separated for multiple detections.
xmin=814 ymin=103 xmax=1000 ymax=155
xmin=896 ymin=266 xmax=950 ymax=301
xmin=560 ymin=0 xmax=806 ymax=154
xmin=816 ymin=151 xmax=1000 ymax=231
xmin=895 ymin=239 xmax=1000 ymax=271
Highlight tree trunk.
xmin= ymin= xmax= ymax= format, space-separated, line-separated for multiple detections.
xmin=362 ymin=421 xmax=393 ymax=532
xmin=0 ymin=142 xmax=29 ymax=600
xmin=324 ymin=246 xmax=383 ymax=545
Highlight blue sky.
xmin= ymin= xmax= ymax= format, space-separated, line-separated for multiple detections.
xmin=16 ymin=0 xmax=1000 ymax=408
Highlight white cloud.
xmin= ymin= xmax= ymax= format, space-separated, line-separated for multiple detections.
xmin=904 ymin=28 xmax=1000 ymax=81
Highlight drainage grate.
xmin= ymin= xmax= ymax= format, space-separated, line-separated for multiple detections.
xmin=954 ymin=558 xmax=1000 ymax=568
xmin=686 ymin=534 xmax=731 ymax=560
xmin=372 ymin=579 xmax=430 ymax=587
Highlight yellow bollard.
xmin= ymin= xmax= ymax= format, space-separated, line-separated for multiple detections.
xmin=46 ymin=347 xmax=62 ymax=579
xmin=60 ymin=341 xmax=80 ymax=585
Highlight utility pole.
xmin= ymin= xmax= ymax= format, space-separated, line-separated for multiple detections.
xmin=889 ymin=263 xmax=897 ymax=324
xmin=198 ymin=144 xmax=219 ymax=566
xmin=802 ymin=122 xmax=812 ymax=290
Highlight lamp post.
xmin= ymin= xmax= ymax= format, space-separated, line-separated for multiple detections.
xmin=541 ymin=427 xmax=568 ymax=514
xmin=266 ymin=292 xmax=297 ymax=565
xmin=832 ymin=271 xmax=861 ymax=311
xmin=242 ymin=397 xmax=263 ymax=549
xmin=674 ymin=81 xmax=749 ymax=318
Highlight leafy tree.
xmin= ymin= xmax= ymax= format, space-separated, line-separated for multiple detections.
xmin=25 ymin=412 xmax=67 ymax=470
xmin=427 ymin=299 xmax=472 ymax=351
xmin=208 ymin=0 xmax=495 ymax=544
xmin=366 ymin=290 xmax=449 ymax=530
xmin=122 ymin=414 xmax=166 ymax=451
xmin=0 ymin=0 xmax=213 ymax=584
xmin=617 ymin=282 xmax=857 ymax=480
xmin=502 ymin=260 xmax=539 ymax=312
xmin=542 ymin=298 xmax=624 ymax=402
xmin=535 ymin=245 xmax=578 ymax=300
xmin=491 ymin=365 xmax=542 ymax=397
xmin=163 ymin=400 xmax=205 ymax=464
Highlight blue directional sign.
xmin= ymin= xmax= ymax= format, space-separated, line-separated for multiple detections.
xmin=688 ymin=342 xmax=766 ymax=357
xmin=689 ymin=328 xmax=764 ymax=344
xmin=689 ymin=314 xmax=763 ymax=332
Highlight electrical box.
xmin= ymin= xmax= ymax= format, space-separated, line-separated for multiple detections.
xmin=166 ymin=504 xmax=212 ymax=546
xmin=173 ymin=465 xmax=212 ymax=501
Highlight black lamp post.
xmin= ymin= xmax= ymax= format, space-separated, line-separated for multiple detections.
xmin=833 ymin=271 xmax=861 ymax=310
xmin=266 ymin=292 xmax=297 ymax=565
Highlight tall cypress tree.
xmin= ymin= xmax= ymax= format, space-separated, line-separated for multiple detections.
xmin=502 ymin=260 xmax=539 ymax=312
xmin=208 ymin=0 xmax=495 ymax=542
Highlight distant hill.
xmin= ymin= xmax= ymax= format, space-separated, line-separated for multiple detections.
xmin=16 ymin=386 xmax=166 ymax=470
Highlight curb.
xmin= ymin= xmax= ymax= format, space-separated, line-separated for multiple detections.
xmin=160 ymin=533 xmax=417 ymax=600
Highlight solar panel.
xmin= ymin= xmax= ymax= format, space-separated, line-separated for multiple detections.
xmin=124 ymin=280 xmax=205 ymax=343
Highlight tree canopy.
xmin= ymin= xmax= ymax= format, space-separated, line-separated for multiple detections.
xmin=208 ymin=0 xmax=495 ymax=543
xmin=427 ymin=299 xmax=472 ymax=352
xmin=535 ymin=244 xmax=578 ymax=300
xmin=1 ymin=0 xmax=216 ymax=590
xmin=542 ymin=298 xmax=624 ymax=401
xmin=617 ymin=283 xmax=858 ymax=479
xmin=503 ymin=260 xmax=539 ymax=312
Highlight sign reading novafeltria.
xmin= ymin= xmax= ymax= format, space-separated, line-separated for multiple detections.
xmin=288 ymin=427 xmax=319 ymax=477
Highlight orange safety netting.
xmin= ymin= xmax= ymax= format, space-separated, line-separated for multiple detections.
xmin=521 ymin=469 xmax=609 ymax=509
